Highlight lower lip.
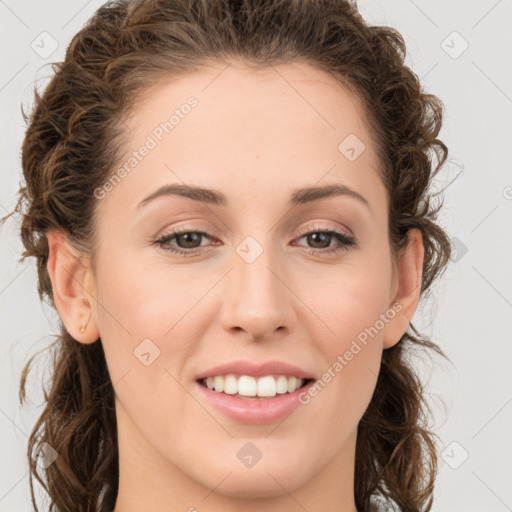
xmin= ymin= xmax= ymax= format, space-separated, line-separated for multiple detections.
xmin=195 ymin=380 xmax=316 ymax=425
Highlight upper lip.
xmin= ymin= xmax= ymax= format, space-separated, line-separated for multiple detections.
xmin=195 ymin=360 xmax=316 ymax=381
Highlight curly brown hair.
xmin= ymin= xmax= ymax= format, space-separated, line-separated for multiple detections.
xmin=2 ymin=0 xmax=453 ymax=510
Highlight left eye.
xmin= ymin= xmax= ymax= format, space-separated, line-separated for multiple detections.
xmin=152 ymin=227 xmax=356 ymax=256
xmin=294 ymin=230 xmax=356 ymax=254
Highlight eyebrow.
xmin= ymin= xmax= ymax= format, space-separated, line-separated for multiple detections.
xmin=137 ymin=183 xmax=370 ymax=211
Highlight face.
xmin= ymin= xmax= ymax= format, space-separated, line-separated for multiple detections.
xmin=54 ymin=60 xmax=418 ymax=508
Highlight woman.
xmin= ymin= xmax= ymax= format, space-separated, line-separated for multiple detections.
xmin=5 ymin=0 xmax=452 ymax=510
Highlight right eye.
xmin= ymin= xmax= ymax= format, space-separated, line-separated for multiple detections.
xmin=152 ymin=228 xmax=215 ymax=256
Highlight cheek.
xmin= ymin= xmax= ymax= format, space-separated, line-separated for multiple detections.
xmin=299 ymin=269 xmax=387 ymax=448
xmin=94 ymin=247 xmax=181 ymax=337
xmin=297 ymin=252 xmax=392 ymax=406
xmin=93 ymin=258 xmax=195 ymax=438
xmin=92 ymin=253 xmax=168 ymax=383
xmin=93 ymin=249 xmax=205 ymax=403
xmin=299 ymin=256 xmax=393 ymax=346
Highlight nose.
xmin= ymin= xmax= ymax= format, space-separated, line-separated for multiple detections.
xmin=219 ymin=242 xmax=295 ymax=342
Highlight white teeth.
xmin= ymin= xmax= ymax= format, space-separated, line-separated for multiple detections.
xmin=276 ymin=375 xmax=289 ymax=394
xmin=224 ymin=374 xmax=238 ymax=394
xmin=202 ymin=374 xmax=307 ymax=397
xmin=238 ymin=376 xmax=257 ymax=396
xmin=257 ymin=375 xmax=276 ymax=397
xmin=213 ymin=375 xmax=224 ymax=393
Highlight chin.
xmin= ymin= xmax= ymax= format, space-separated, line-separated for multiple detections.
xmin=198 ymin=456 xmax=310 ymax=499
xmin=212 ymin=472 xmax=296 ymax=499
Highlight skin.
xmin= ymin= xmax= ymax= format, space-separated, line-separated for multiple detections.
xmin=46 ymin=60 xmax=423 ymax=512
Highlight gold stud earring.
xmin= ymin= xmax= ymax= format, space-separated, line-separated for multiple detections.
xmin=79 ymin=314 xmax=92 ymax=334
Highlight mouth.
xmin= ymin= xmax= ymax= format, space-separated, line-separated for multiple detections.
xmin=197 ymin=375 xmax=315 ymax=400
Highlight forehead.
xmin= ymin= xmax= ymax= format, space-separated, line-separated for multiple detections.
xmin=98 ymin=59 xmax=385 ymax=221
xmin=129 ymin=59 xmax=374 ymax=149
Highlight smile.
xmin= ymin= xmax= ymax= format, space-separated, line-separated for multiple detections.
xmin=199 ymin=374 xmax=313 ymax=398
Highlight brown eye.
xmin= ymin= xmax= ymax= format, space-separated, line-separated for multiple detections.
xmin=305 ymin=231 xmax=333 ymax=249
xmin=153 ymin=229 xmax=212 ymax=256
xmin=294 ymin=228 xmax=356 ymax=255
xmin=173 ymin=232 xmax=204 ymax=249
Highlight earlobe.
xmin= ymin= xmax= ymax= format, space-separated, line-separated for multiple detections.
xmin=382 ymin=228 xmax=424 ymax=349
xmin=46 ymin=230 xmax=99 ymax=344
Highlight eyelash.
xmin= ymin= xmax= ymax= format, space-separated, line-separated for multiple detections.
xmin=152 ymin=224 xmax=356 ymax=257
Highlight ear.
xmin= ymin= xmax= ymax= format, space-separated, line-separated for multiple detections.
xmin=382 ymin=228 xmax=424 ymax=349
xmin=46 ymin=230 xmax=99 ymax=344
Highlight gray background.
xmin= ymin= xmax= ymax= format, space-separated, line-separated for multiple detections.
xmin=1 ymin=1 xmax=511 ymax=511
